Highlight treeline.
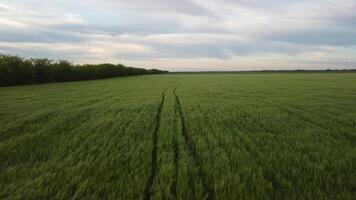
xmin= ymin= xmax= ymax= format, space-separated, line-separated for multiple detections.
xmin=0 ymin=55 xmax=168 ymax=86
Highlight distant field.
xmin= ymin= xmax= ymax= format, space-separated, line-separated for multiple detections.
xmin=0 ymin=73 xmax=355 ymax=199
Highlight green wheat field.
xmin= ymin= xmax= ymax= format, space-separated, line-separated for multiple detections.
xmin=0 ymin=73 xmax=355 ymax=199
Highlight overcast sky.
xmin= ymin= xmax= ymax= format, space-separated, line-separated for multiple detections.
xmin=0 ymin=0 xmax=355 ymax=71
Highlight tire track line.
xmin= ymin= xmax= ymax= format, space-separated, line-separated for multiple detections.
xmin=173 ymin=88 xmax=214 ymax=200
xmin=144 ymin=90 xmax=166 ymax=200
xmin=170 ymin=80 xmax=180 ymax=199
xmin=170 ymin=91 xmax=180 ymax=199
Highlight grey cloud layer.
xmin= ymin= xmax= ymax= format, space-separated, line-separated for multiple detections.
xmin=0 ymin=0 xmax=355 ymax=70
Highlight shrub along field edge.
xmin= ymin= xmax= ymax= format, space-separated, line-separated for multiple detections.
xmin=0 ymin=54 xmax=168 ymax=86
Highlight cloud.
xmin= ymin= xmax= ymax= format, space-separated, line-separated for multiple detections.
xmin=0 ymin=0 xmax=356 ymax=70
xmin=265 ymin=28 xmax=356 ymax=46
xmin=92 ymin=0 xmax=214 ymax=16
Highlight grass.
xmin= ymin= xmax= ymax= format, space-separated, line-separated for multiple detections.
xmin=0 ymin=73 xmax=355 ymax=199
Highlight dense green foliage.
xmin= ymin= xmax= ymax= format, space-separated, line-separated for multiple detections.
xmin=0 ymin=55 xmax=167 ymax=86
xmin=0 ymin=73 xmax=355 ymax=199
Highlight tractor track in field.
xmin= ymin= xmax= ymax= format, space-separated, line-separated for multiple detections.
xmin=173 ymin=88 xmax=214 ymax=200
xmin=170 ymin=81 xmax=180 ymax=199
xmin=144 ymin=90 xmax=166 ymax=200
xmin=170 ymin=125 xmax=179 ymax=199
xmin=170 ymin=90 xmax=180 ymax=199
